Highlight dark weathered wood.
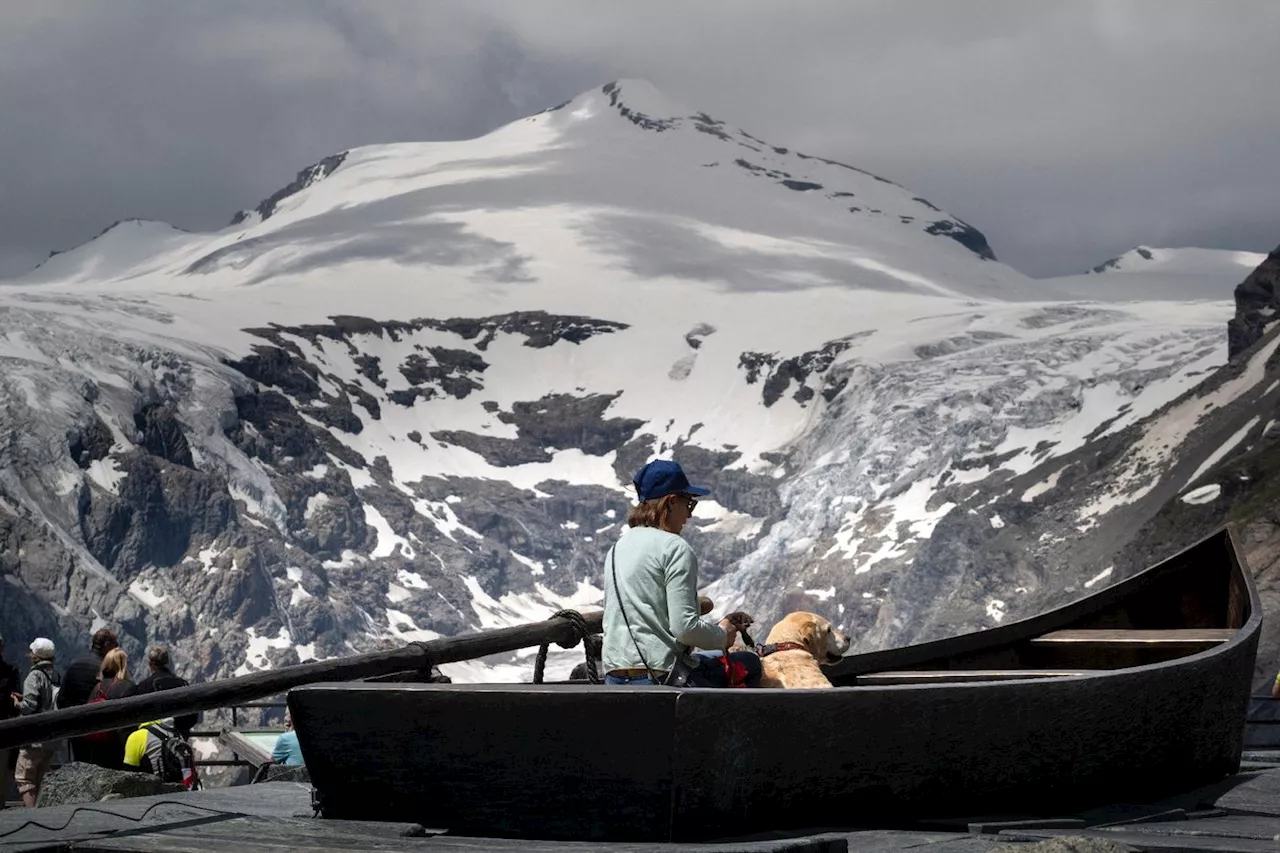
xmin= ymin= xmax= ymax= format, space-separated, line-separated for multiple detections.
xmin=0 ymin=781 xmax=314 ymax=850
xmin=1000 ymin=810 xmax=1280 ymax=851
xmin=856 ymin=669 xmax=1091 ymax=685
xmin=79 ymin=817 xmax=433 ymax=852
xmin=837 ymin=830 xmax=969 ymax=850
xmin=965 ymin=817 xmax=1086 ymax=835
xmin=218 ymin=731 xmax=274 ymax=767
xmin=1093 ymin=815 xmax=1280 ymax=840
xmin=79 ymin=815 xmax=847 ymax=852
xmin=292 ymin=525 xmax=1261 ymax=843
xmin=1213 ymin=767 xmax=1280 ymax=816
xmin=0 ymin=610 xmax=600 ymax=751
xmin=1244 ymin=698 xmax=1280 ymax=749
xmin=295 ymin=684 xmax=683 ymax=842
xmin=998 ymin=827 xmax=1280 ymax=852
xmin=1093 ymin=807 xmax=1189 ymax=826
xmin=1031 ymin=628 xmax=1236 ymax=645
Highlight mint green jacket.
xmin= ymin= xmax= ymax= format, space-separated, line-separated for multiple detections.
xmin=602 ymin=527 xmax=727 ymax=674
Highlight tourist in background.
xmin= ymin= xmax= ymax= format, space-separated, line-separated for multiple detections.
xmin=123 ymin=717 xmax=200 ymax=790
xmin=58 ymin=628 xmax=118 ymax=766
xmin=96 ymin=649 xmax=135 ymax=702
xmin=13 ymin=638 xmax=59 ymax=807
xmin=271 ymin=709 xmax=305 ymax=766
xmin=89 ymin=648 xmax=136 ymax=769
xmin=133 ymin=645 xmax=197 ymax=739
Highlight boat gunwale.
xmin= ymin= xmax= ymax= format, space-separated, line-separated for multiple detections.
xmin=824 ymin=522 xmax=1261 ymax=680
xmin=290 ymin=525 xmax=1261 ymax=697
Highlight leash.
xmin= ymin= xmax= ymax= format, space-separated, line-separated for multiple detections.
xmin=720 ymin=612 xmax=756 ymax=688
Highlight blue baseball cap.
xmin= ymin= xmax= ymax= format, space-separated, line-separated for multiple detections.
xmin=632 ymin=460 xmax=711 ymax=502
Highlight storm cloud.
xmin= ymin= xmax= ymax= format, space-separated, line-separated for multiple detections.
xmin=1 ymin=0 xmax=1276 ymax=280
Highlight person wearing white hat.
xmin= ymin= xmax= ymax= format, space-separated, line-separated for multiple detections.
xmin=13 ymin=638 xmax=59 ymax=807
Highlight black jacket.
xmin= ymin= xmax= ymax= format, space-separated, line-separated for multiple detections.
xmin=134 ymin=668 xmax=197 ymax=736
xmin=0 ymin=656 xmax=19 ymax=720
xmin=58 ymin=650 xmax=105 ymax=709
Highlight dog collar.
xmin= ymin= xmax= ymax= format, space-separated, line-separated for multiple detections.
xmin=756 ymin=642 xmax=809 ymax=657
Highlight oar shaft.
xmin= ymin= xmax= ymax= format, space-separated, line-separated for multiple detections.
xmin=0 ymin=610 xmax=602 ymax=750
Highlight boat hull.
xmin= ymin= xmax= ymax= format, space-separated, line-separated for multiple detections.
xmin=291 ymin=526 xmax=1260 ymax=842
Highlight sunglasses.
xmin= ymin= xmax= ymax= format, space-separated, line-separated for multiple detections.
xmin=683 ymin=495 xmax=699 ymax=513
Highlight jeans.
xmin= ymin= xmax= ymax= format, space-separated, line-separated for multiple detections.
xmin=605 ymin=651 xmax=762 ymax=687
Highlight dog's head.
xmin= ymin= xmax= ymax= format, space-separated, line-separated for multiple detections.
xmin=764 ymin=611 xmax=851 ymax=664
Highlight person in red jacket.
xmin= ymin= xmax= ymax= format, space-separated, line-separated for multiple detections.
xmin=86 ymin=648 xmax=136 ymax=770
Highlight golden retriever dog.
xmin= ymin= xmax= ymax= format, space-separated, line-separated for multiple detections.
xmin=757 ymin=611 xmax=851 ymax=689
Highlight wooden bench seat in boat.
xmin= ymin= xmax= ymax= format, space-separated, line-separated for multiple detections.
xmin=1030 ymin=628 xmax=1236 ymax=647
xmin=1019 ymin=628 xmax=1238 ymax=671
xmin=857 ymin=669 xmax=1092 ymax=685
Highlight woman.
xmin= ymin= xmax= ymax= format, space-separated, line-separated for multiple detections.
xmin=97 ymin=648 xmax=136 ymax=698
xmin=89 ymin=648 xmax=136 ymax=769
xmin=271 ymin=709 xmax=305 ymax=766
xmin=602 ymin=459 xmax=762 ymax=687
xmin=13 ymin=638 xmax=60 ymax=807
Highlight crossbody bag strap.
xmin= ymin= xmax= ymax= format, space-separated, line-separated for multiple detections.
xmin=609 ymin=546 xmax=661 ymax=683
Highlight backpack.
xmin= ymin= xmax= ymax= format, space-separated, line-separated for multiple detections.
xmin=143 ymin=723 xmax=199 ymax=789
xmin=28 ymin=665 xmax=59 ymax=714
xmin=83 ymin=681 xmax=116 ymax=742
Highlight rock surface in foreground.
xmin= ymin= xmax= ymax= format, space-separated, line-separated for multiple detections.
xmin=36 ymin=761 xmax=185 ymax=807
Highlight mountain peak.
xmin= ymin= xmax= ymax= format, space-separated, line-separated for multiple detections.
xmin=536 ymin=79 xmax=693 ymax=131
xmin=15 ymin=78 xmax=1012 ymax=291
xmin=600 ymin=79 xmax=687 ymax=119
xmin=1089 ymin=245 xmax=1267 ymax=276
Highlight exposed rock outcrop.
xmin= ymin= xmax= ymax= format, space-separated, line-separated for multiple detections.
xmin=1228 ymin=245 xmax=1280 ymax=358
xmin=36 ymin=762 xmax=185 ymax=807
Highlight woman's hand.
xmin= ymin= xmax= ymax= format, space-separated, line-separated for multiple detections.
xmin=723 ymin=611 xmax=755 ymax=637
xmin=720 ymin=612 xmax=756 ymax=651
xmin=717 ymin=617 xmax=739 ymax=651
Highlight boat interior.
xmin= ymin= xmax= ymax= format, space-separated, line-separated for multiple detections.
xmin=826 ymin=531 xmax=1251 ymax=687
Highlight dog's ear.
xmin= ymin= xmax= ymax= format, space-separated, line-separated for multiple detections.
xmin=798 ymin=617 xmax=824 ymax=657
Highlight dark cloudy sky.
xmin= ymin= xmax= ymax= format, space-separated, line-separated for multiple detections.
xmin=1 ymin=1 xmax=1276 ymax=280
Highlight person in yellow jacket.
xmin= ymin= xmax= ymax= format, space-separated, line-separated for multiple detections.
xmin=123 ymin=719 xmax=199 ymax=789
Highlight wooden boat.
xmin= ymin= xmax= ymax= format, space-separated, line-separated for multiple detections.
xmin=289 ymin=525 xmax=1260 ymax=843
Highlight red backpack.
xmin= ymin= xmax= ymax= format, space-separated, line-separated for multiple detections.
xmin=83 ymin=680 xmax=116 ymax=742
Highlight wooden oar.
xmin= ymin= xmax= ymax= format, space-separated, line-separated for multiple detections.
xmin=0 ymin=609 xmax=602 ymax=750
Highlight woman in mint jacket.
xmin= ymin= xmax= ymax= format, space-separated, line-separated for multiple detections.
xmin=602 ymin=460 xmax=762 ymax=687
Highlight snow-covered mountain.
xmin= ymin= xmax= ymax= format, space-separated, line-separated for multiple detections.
xmin=0 ymin=80 xmax=1271 ymax=684
xmin=1039 ymin=246 xmax=1268 ymax=302
xmin=1090 ymin=246 xmax=1268 ymax=276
